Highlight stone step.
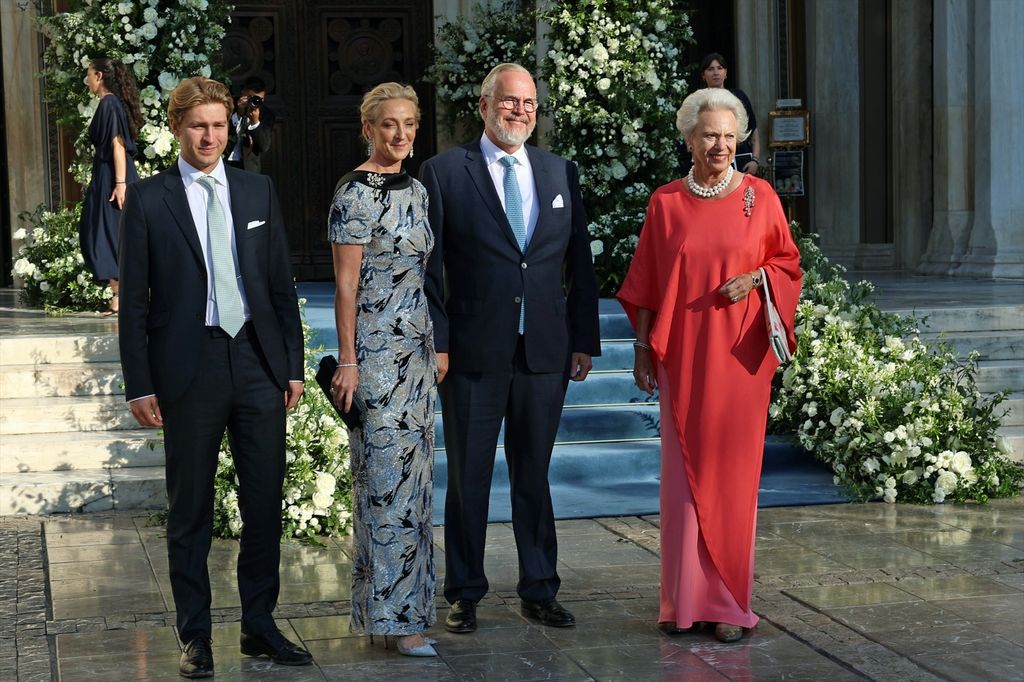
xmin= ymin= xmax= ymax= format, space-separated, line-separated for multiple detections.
xmin=918 ymin=330 xmax=1024 ymax=361
xmin=0 ymin=334 xmax=120 ymax=366
xmin=0 ymin=396 xmax=135 ymax=435
xmin=0 ymin=430 xmax=164 ymax=473
xmin=565 ymin=371 xmax=657 ymax=406
xmin=0 ymin=362 xmax=124 ymax=399
xmin=890 ymin=305 xmax=1024 ymax=334
xmin=0 ymin=466 xmax=165 ymax=515
xmin=1001 ymin=393 xmax=1024 ymax=427
xmin=976 ymin=360 xmax=1024 ymax=394
xmin=999 ymin=426 xmax=1023 ymax=463
xmin=435 ymin=403 xmax=661 ymax=451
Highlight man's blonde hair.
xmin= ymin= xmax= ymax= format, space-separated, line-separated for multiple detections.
xmin=167 ymin=77 xmax=233 ymax=128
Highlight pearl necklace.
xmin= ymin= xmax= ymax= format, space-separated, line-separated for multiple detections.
xmin=686 ymin=166 xmax=734 ymax=198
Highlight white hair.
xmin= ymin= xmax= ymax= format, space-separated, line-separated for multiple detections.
xmin=480 ymin=63 xmax=533 ymax=98
xmin=675 ymin=87 xmax=750 ymax=142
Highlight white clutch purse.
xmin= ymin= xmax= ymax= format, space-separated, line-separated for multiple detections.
xmin=760 ymin=267 xmax=792 ymax=363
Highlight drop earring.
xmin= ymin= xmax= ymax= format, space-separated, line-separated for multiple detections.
xmin=367 ymin=141 xmax=375 ymax=157
xmin=408 ymin=147 xmax=414 ymax=159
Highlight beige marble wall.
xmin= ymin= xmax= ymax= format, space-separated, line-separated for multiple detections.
xmin=2 ymin=1 xmax=50 ymax=241
xmin=805 ymin=0 xmax=862 ymax=266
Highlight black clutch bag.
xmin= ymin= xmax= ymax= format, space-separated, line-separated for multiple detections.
xmin=315 ymin=354 xmax=364 ymax=430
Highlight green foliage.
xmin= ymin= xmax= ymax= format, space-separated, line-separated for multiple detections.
xmin=213 ymin=306 xmax=354 ymax=542
xmin=541 ymin=0 xmax=693 ymax=293
xmin=12 ymin=205 xmax=111 ymax=313
xmin=426 ymin=1 xmax=537 ymax=138
xmin=770 ymin=225 xmax=1024 ymax=503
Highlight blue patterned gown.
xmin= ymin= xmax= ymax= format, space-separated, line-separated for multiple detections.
xmin=328 ymin=170 xmax=436 ymax=635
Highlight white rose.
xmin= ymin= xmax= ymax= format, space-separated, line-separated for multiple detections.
xmin=935 ymin=470 xmax=958 ymax=495
xmin=862 ymin=457 xmax=880 ymax=474
xmin=143 ymin=7 xmax=158 ymax=22
xmin=902 ymin=469 xmax=919 ymax=485
xmin=596 ymin=78 xmax=612 ymax=93
xmin=949 ymin=451 xmax=972 ymax=476
xmin=141 ymin=23 xmax=158 ymax=40
xmin=312 ymin=491 xmax=333 ymax=509
xmin=158 ymin=72 xmax=179 ymax=92
xmin=13 ymin=258 xmax=35 ymax=277
xmin=199 ymin=65 xmax=212 ymax=78
xmin=883 ymin=488 xmax=897 ymax=503
xmin=39 ymin=281 xmax=51 ymax=292
xmin=315 ymin=471 xmax=337 ymax=494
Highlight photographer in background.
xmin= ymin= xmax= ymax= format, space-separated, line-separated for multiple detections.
xmin=227 ymin=76 xmax=276 ymax=174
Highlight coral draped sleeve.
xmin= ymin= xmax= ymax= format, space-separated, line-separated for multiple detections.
xmin=617 ymin=175 xmax=801 ymax=610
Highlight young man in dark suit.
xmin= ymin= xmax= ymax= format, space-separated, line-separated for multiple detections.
xmin=118 ymin=77 xmax=310 ymax=678
xmin=421 ymin=63 xmax=601 ymax=634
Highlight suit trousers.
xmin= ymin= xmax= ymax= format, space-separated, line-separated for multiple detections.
xmin=440 ymin=336 xmax=567 ymax=604
xmin=160 ymin=323 xmax=286 ymax=644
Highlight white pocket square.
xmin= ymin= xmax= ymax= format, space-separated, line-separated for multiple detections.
xmin=246 ymin=220 xmax=266 ymax=229
xmin=551 ymin=194 xmax=564 ymax=209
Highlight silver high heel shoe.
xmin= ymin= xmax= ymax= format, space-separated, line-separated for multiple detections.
xmin=395 ymin=635 xmax=437 ymax=657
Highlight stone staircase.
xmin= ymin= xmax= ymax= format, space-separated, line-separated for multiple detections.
xmin=2 ymin=288 xmax=1021 ymax=516
xmin=0 ymin=327 xmax=166 ymax=514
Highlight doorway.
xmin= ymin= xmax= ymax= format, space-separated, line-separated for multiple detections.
xmin=223 ymin=0 xmax=436 ymax=279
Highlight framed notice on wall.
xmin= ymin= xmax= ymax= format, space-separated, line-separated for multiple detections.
xmin=772 ymin=150 xmax=805 ymax=197
xmin=768 ymin=110 xmax=810 ymax=147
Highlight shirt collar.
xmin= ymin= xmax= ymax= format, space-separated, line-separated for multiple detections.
xmin=178 ymin=156 xmax=228 ymax=189
xmin=480 ymin=133 xmax=529 ymax=169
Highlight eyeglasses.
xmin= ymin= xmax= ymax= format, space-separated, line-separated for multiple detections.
xmin=491 ymin=96 xmax=539 ymax=113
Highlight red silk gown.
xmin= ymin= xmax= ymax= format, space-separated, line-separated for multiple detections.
xmin=617 ymin=174 xmax=801 ymax=622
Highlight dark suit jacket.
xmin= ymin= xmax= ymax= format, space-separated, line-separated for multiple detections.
xmin=118 ymin=162 xmax=303 ymax=403
xmin=421 ymin=142 xmax=600 ymax=374
xmin=227 ymin=105 xmax=275 ymax=173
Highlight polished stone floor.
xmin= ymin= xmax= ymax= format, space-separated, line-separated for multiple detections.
xmin=4 ymin=500 xmax=1023 ymax=681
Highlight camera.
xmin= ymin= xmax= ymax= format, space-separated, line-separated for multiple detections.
xmin=244 ymin=94 xmax=263 ymax=116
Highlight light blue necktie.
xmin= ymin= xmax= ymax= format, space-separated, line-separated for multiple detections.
xmin=500 ymin=155 xmax=526 ymax=333
xmin=196 ymin=175 xmax=244 ymax=337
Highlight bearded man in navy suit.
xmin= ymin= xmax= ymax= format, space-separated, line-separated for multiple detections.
xmin=118 ymin=77 xmax=311 ymax=678
xmin=421 ymin=63 xmax=601 ymax=634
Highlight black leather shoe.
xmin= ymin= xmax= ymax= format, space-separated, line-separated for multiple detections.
xmin=444 ymin=599 xmax=477 ymax=633
xmin=179 ymin=635 xmax=214 ymax=679
xmin=240 ymin=629 xmax=313 ymax=666
xmin=521 ymin=599 xmax=576 ymax=627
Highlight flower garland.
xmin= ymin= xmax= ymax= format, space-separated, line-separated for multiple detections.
xmin=541 ymin=0 xmax=693 ymax=293
xmin=770 ymin=226 xmax=1024 ymax=504
xmin=426 ymin=1 xmax=537 ymax=138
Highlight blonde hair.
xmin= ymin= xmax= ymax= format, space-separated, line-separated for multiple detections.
xmin=675 ymin=87 xmax=750 ymax=142
xmin=480 ymin=63 xmax=532 ymax=98
xmin=360 ymin=82 xmax=420 ymax=141
xmin=167 ymin=77 xmax=233 ymax=128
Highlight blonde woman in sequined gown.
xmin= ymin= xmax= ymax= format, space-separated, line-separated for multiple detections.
xmin=328 ymin=83 xmax=442 ymax=657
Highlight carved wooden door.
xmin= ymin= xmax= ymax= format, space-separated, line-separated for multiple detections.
xmin=223 ymin=1 xmax=436 ymax=278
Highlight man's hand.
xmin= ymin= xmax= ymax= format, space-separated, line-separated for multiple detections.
xmin=436 ymin=352 xmax=449 ymax=384
xmin=569 ymin=352 xmax=593 ymax=382
xmin=129 ymin=396 xmax=163 ymax=427
xmin=285 ymin=381 xmax=304 ymax=410
xmin=742 ymin=161 xmax=759 ymax=175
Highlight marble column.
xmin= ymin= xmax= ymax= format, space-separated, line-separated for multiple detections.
xmin=890 ymin=0 xmax=933 ymax=270
xmin=2 ymin=2 xmax=51 ymax=254
xmin=734 ymin=0 xmax=779 ymax=144
xmin=918 ymin=0 xmax=973 ymax=274
xmin=805 ymin=0 xmax=861 ymax=266
xmin=955 ymin=0 xmax=1024 ymax=277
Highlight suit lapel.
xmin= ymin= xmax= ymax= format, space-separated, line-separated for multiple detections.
xmin=224 ymin=165 xmax=250 ymax=278
xmin=463 ymin=144 xmax=522 ymax=252
xmin=528 ymin=149 xmax=555 ymax=254
xmin=161 ymin=169 xmax=205 ymax=269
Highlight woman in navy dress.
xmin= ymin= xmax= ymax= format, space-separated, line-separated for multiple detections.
xmin=80 ymin=57 xmax=143 ymax=312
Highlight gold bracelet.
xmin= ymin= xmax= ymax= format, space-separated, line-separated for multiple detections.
xmin=338 ymin=363 xmax=357 ymax=368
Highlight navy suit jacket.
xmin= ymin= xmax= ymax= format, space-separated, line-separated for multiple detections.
xmin=421 ymin=141 xmax=600 ymax=374
xmin=118 ymin=162 xmax=303 ymax=403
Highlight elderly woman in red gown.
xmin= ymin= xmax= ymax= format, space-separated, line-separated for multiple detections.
xmin=617 ymin=88 xmax=801 ymax=643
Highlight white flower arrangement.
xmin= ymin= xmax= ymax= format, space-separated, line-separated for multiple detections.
xmin=770 ymin=226 xmax=1024 ymax=504
xmin=540 ymin=0 xmax=693 ymax=293
xmin=427 ymin=1 xmax=537 ymax=137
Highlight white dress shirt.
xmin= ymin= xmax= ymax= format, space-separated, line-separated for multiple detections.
xmin=178 ymin=157 xmax=251 ymax=327
xmin=479 ymin=134 xmax=539 ymax=246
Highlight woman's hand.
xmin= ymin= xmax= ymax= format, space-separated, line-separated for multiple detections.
xmin=719 ymin=271 xmax=759 ymax=304
xmin=330 ymin=364 xmax=359 ymax=413
xmin=436 ymin=352 xmax=449 ymax=384
xmin=633 ymin=345 xmax=658 ymax=395
xmin=109 ymin=183 xmax=126 ymax=209
xmin=742 ymin=161 xmax=759 ymax=175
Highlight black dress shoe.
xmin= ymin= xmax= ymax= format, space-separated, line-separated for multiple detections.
xmin=179 ymin=635 xmax=214 ymax=679
xmin=444 ymin=599 xmax=477 ymax=633
xmin=240 ymin=629 xmax=313 ymax=666
xmin=521 ymin=599 xmax=576 ymax=627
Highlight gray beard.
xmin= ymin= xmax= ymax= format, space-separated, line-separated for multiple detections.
xmin=486 ymin=110 xmax=535 ymax=148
